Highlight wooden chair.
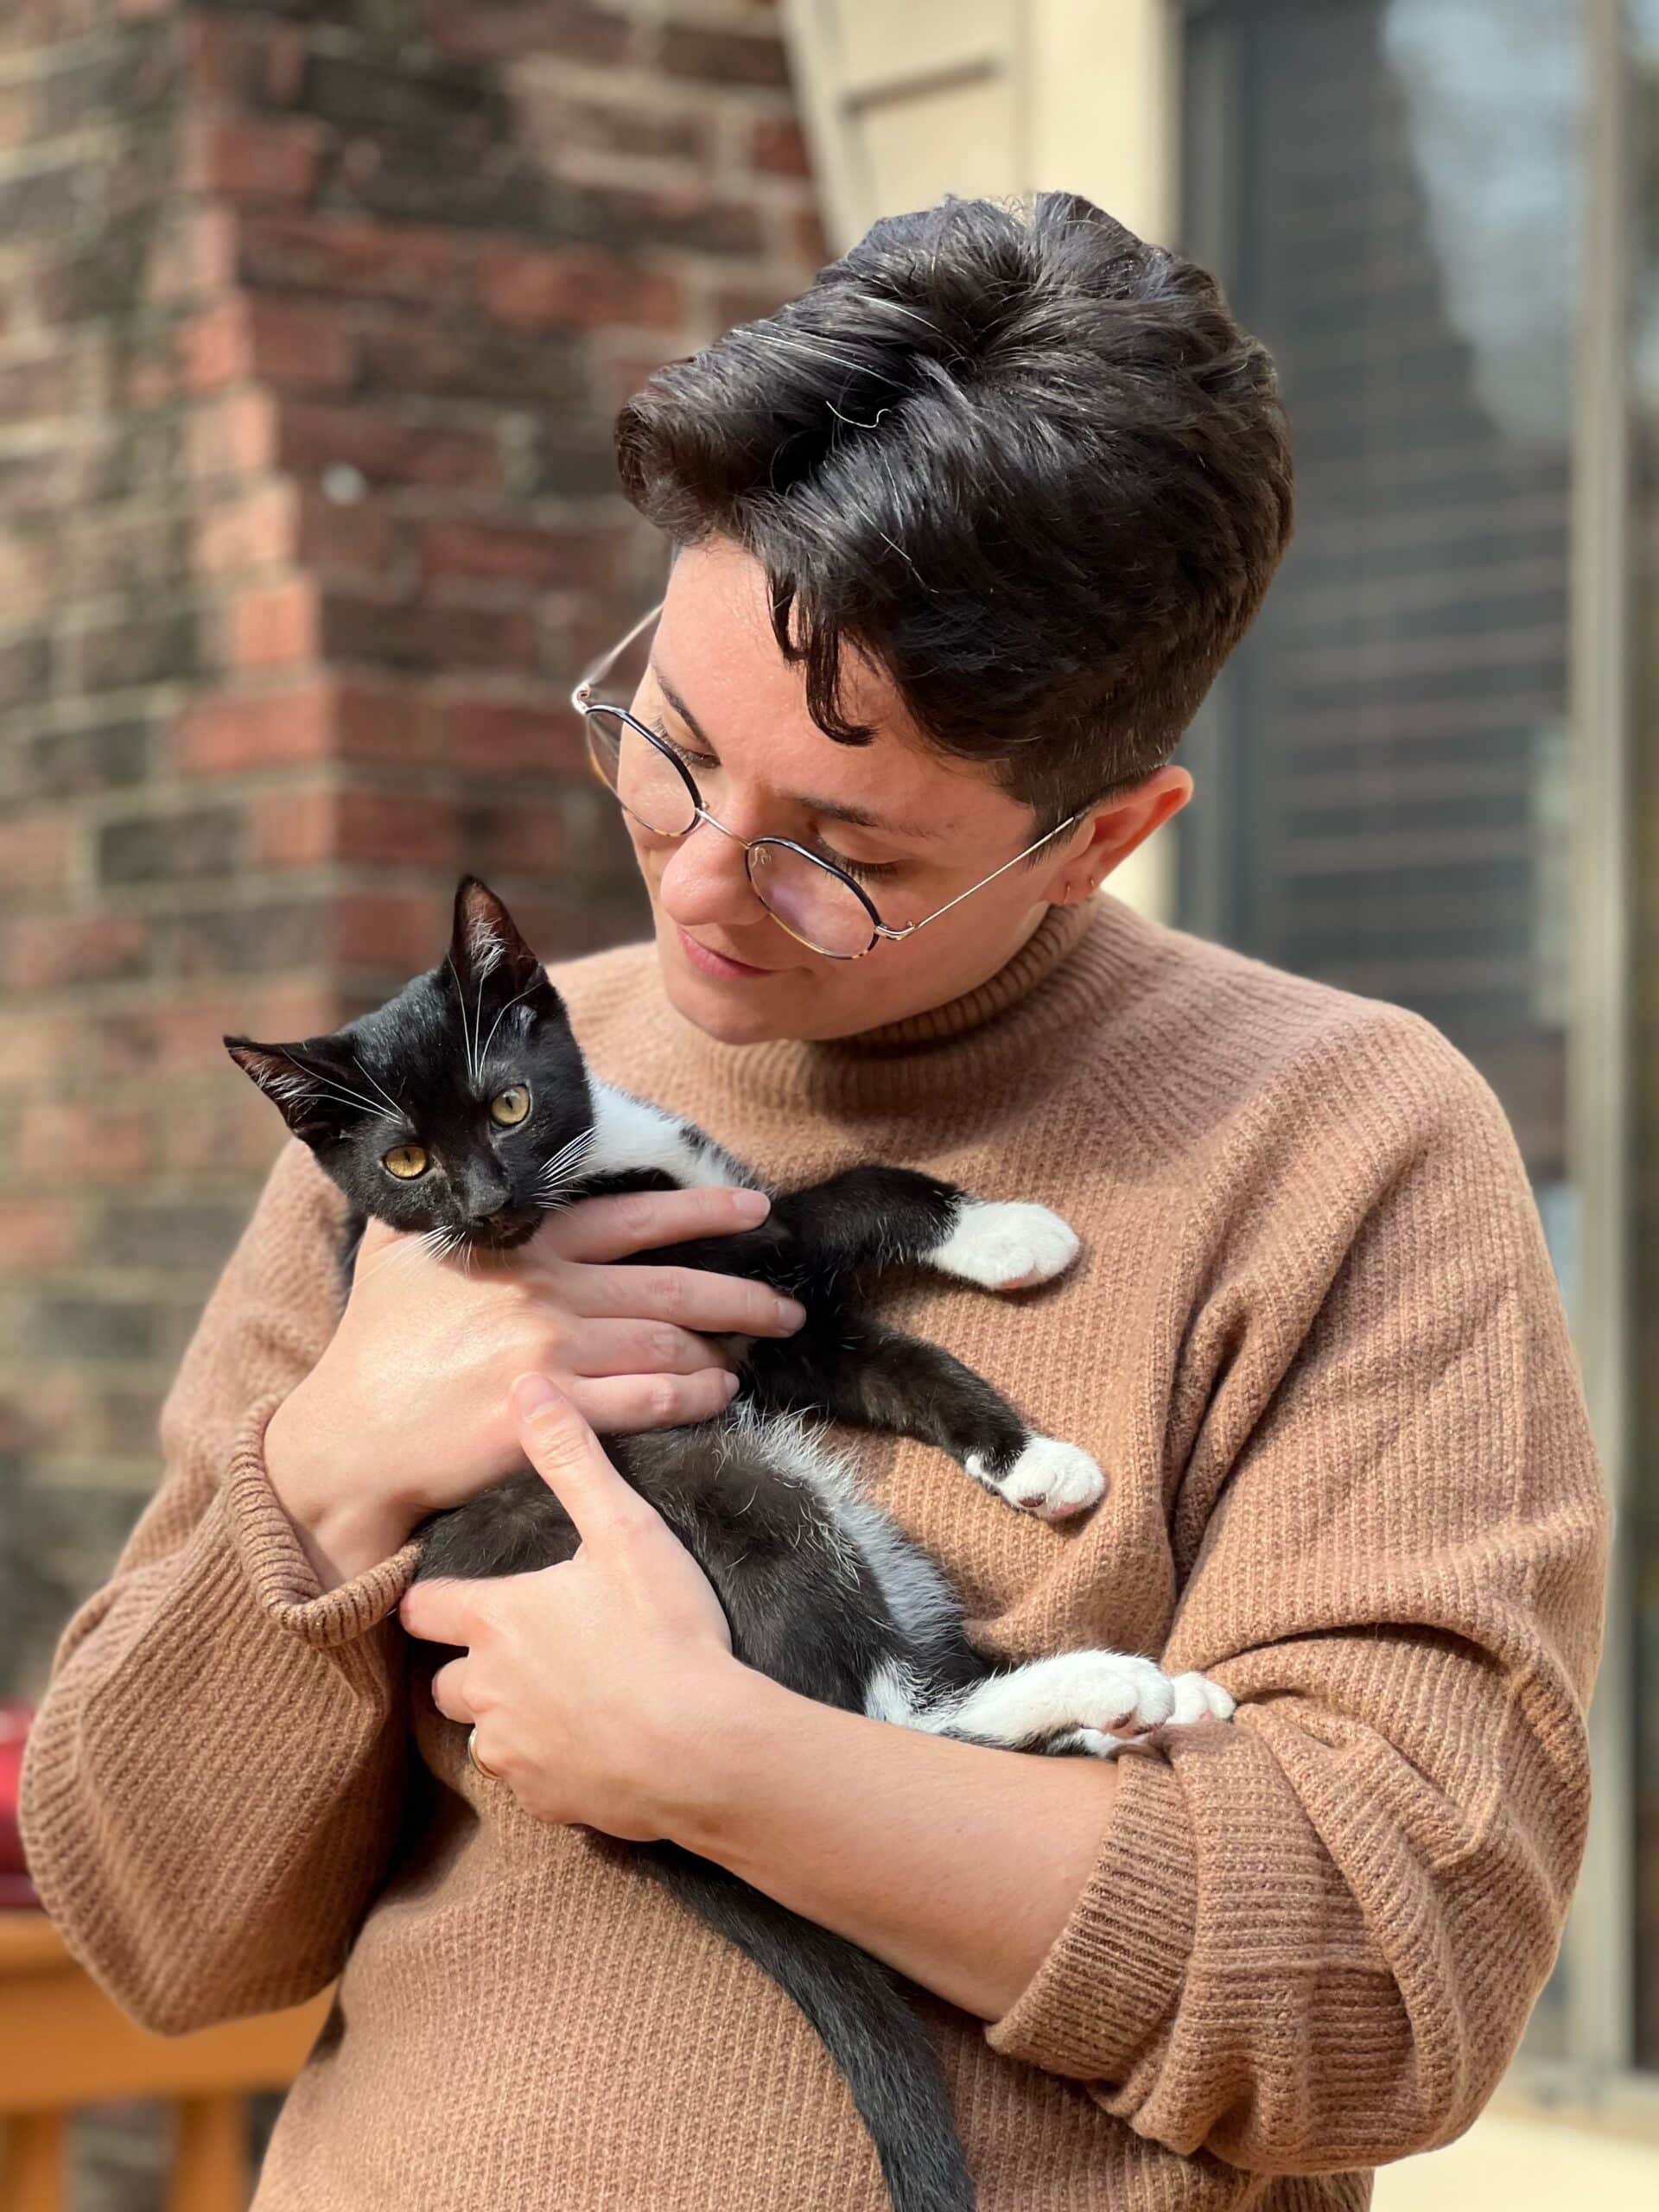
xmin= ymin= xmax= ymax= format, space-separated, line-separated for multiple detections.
xmin=0 ymin=1915 xmax=332 ymax=2212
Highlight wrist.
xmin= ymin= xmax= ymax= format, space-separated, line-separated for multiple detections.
xmin=265 ymin=1393 xmax=413 ymax=1589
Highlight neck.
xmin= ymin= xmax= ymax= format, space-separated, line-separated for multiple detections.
xmin=663 ymin=898 xmax=1148 ymax=1116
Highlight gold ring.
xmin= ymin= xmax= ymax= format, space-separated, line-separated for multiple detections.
xmin=466 ymin=1725 xmax=499 ymax=1782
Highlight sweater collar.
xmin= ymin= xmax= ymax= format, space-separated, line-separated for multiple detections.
xmin=663 ymin=897 xmax=1146 ymax=1117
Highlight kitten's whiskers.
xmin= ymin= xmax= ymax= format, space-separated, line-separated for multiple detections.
xmin=353 ymin=1054 xmax=405 ymax=1119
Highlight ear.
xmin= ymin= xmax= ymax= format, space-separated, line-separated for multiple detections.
xmin=448 ymin=875 xmax=551 ymax=1002
xmin=224 ymin=1034 xmax=371 ymax=1147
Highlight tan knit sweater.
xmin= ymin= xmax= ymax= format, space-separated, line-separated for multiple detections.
xmin=22 ymin=898 xmax=1607 ymax=2211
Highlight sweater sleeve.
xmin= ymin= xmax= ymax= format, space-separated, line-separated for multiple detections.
xmin=19 ymin=1141 xmax=423 ymax=2035
xmin=986 ymin=1015 xmax=1609 ymax=2172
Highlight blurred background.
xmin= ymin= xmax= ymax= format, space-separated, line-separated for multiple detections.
xmin=0 ymin=0 xmax=1651 ymax=2203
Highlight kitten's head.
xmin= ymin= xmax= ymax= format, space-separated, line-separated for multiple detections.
xmin=226 ymin=877 xmax=593 ymax=1253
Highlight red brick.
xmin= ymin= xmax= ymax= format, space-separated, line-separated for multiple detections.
xmin=184 ymin=298 xmax=354 ymax=397
xmin=181 ymin=680 xmax=442 ymax=776
xmin=16 ymin=1100 xmax=151 ymax=1182
xmin=188 ymin=391 xmax=278 ymax=479
xmin=333 ymin=889 xmax=448 ymax=976
xmin=8 ymin=914 xmax=149 ymax=992
xmin=181 ymin=298 xmax=252 ymax=392
xmin=0 ymin=1197 xmax=79 ymax=1269
xmin=276 ymin=402 xmax=499 ymax=490
xmin=250 ymin=298 xmax=357 ymax=391
xmin=447 ymin=696 xmax=589 ymax=777
xmin=188 ymin=116 xmax=323 ymax=204
xmin=478 ymin=245 xmax=682 ymax=332
xmin=176 ymin=680 xmax=334 ymax=773
xmin=230 ymin=579 xmax=320 ymax=669
xmin=146 ymin=206 xmax=238 ymax=303
xmin=157 ymin=1082 xmax=288 ymax=1176
xmin=0 ymin=1010 xmax=70 ymax=1087
xmin=296 ymin=489 xmax=395 ymax=578
xmin=251 ymin=785 xmax=334 ymax=868
xmin=94 ymin=987 xmax=340 ymax=1077
xmin=792 ymin=205 xmax=830 ymax=267
xmin=334 ymin=680 xmax=445 ymax=763
xmin=751 ymin=117 xmax=810 ymax=179
xmin=0 ymin=812 xmax=71 ymax=893
xmin=238 ymin=211 xmax=471 ymax=304
xmin=462 ymin=798 xmax=570 ymax=875
xmin=256 ymin=787 xmax=456 ymax=871
xmin=420 ymin=521 xmax=617 ymax=591
xmin=340 ymin=790 xmax=455 ymax=869
xmin=194 ymin=484 xmax=300 ymax=578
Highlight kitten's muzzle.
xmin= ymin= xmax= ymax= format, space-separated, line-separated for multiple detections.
xmin=464 ymin=1210 xmax=543 ymax=1253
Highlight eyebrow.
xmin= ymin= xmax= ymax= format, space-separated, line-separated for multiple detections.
xmin=651 ymin=665 xmax=947 ymax=842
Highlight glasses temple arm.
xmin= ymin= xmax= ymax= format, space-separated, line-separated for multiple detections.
xmin=570 ymin=598 xmax=666 ymax=708
xmin=886 ymin=810 xmax=1089 ymax=938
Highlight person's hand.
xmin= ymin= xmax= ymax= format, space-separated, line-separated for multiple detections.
xmin=267 ymin=1187 xmax=804 ymax=1587
xmin=399 ymin=1374 xmax=751 ymax=1838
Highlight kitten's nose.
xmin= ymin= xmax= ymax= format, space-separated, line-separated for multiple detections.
xmin=462 ymin=1169 xmax=511 ymax=1224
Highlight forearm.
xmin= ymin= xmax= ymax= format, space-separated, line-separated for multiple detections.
xmin=667 ymin=1669 xmax=1119 ymax=2020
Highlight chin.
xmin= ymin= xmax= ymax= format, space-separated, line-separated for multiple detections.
xmin=661 ymin=957 xmax=793 ymax=1045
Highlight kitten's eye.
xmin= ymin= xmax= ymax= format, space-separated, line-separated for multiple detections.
xmin=383 ymin=1145 xmax=429 ymax=1180
xmin=489 ymin=1085 xmax=531 ymax=1128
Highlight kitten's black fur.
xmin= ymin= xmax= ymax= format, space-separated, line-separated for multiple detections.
xmin=227 ymin=879 xmax=1138 ymax=2212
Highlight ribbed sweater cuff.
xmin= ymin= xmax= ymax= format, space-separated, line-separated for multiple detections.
xmin=986 ymin=1750 xmax=1198 ymax=2084
xmin=226 ymin=1395 xmax=420 ymax=1648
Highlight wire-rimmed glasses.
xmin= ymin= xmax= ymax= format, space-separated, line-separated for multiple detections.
xmin=571 ymin=601 xmax=1084 ymax=962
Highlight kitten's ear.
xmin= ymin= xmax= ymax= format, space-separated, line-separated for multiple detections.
xmin=448 ymin=875 xmax=552 ymax=1001
xmin=225 ymin=1034 xmax=368 ymax=1147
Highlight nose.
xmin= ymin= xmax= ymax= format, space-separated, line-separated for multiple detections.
xmin=461 ymin=1166 xmax=511 ymax=1224
xmin=656 ymin=816 xmax=771 ymax=934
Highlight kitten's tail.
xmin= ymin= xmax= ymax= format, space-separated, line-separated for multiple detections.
xmin=639 ymin=1845 xmax=976 ymax=2212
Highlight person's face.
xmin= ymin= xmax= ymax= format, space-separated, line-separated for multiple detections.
xmin=617 ymin=539 xmax=1190 ymax=1046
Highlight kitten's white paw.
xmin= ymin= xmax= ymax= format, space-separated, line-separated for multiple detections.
xmin=932 ymin=1200 xmax=1082 ymax=1292
xmin=1165 ymin=1670 xmax=1235 ymax=1727
xmin=972 ymin=1435 xmax=1106 ymax=1521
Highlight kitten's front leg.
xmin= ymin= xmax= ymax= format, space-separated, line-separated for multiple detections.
xmin=926 ymin=1196 xmax=1082 ymax=1293
xmin=921 ymin=1651 xmax=1235 ymax=1757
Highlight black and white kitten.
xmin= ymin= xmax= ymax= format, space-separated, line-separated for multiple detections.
xmin=227 ymin=878 xmax=1231 ymax=2212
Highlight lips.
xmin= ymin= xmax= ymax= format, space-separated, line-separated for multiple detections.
xmin=677 ymin=928 xmax=779 ymax=981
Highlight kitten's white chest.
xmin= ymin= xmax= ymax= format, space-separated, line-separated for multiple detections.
xmin=588 ymin=1083 xmax=752 ymax=1192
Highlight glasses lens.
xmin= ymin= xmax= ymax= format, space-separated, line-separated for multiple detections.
xmin=585 ymin=708 xmax=696 ymax=839
xmin=747 ymin=841 xmax=879 ymax=959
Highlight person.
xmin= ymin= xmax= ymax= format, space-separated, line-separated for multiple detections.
xmin=21 ymin=194 xmax=1607 ymax=2211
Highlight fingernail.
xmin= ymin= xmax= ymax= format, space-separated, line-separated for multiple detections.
xmin=720 ymin=1370 xmax=741 ymax=1399
xmin=776 ymin=1296 xmax=806 ymax=1332
xmin=734 ymin=1187 xmax=770 ymax=1224
xmin=512 ymin=1373 xmax=560 ymax=1420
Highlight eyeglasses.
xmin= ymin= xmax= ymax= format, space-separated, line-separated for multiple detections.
xmin=570 ymin=600 xmax=1084 ymax=962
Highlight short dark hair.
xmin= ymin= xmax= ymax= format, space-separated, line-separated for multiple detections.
xmin=615 ymin=191 xmax=1294 ymax=831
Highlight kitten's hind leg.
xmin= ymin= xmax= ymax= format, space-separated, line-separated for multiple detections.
xmin=796 ymin=1318 xmax=1106 ymax=1522
xmin=772 ymin=1167 xmax=1080 ymax=1292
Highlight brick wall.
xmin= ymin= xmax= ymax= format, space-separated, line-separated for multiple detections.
xmin=0 ymin=0 xmax=823 ymax=1694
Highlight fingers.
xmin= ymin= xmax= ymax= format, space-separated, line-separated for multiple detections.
xmin=513 ymin=1375 xmax=658 ymax=1541
xmin=429 ymin=1655 xmax=473 ymax=1723
xmin=544 ymin=1184 xmax=771 ymax=1263
xmin=568 ymin=1318 xmax=734 ymax=1380
xmin=572 ymin=1366 xmax=740 ymax=1435
xmin=399 ymin=1577 xmax=477 ymax=1645
xmin=570 ymin=1262 xmax=804 ymax=1338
